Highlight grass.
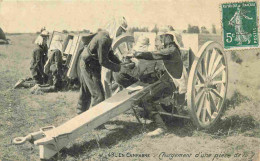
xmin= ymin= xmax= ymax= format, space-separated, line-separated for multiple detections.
xmin=0 ymin=34 xmax=259 ymax=161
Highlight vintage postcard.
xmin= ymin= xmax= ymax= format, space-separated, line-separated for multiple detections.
xmin=0 ymin=0 xmax=259 ymax=161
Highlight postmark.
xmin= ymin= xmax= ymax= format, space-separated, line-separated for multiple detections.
xmin=221 ymin=1 xmax=259 ymax=50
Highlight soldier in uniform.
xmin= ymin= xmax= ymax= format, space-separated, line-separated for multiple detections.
xmin=77 ymin=17 xmax=130 ymax=114
xmin=44 ymin=35 xmax=63 ymax=91
xmin=114 ymin=33 xmax=187 ymax=136
xmin=14 ymin=31 xmax=49 ymax=89
xmin=30 ymin=33 xmax=49 ymax=85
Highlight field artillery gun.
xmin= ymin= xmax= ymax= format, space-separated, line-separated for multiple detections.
xmin=13 ymin=32 xmax=228 ymax=159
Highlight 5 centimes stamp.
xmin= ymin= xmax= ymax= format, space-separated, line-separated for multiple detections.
xmin=221 ymin=1 xmax=259 ymax=50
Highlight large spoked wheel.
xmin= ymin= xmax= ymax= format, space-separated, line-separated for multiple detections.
xmin=112 ymin=34 xmax=135 ymax=59
xmin=187 ymin=41 xmax=228 ymax=129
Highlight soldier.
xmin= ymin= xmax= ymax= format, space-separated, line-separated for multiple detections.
xmin=14 ymin=31 xmax=49 ymax=89
xmin=44 ymin=35 xmax=63 ymax=91
xmin=40 ymin=30 xmax=50 ymax=66
xmin=77 ymin=17 xmax=130 ymax=114
xmin=114 ymin=33 xmax=188 ymax=136
xmin=30 ymin=34 xmax=49 ymax=85
xmin=101 ymin=16 xmax=128 ymax=99
xmin=134 ymin=33 xmax=187 ymax=104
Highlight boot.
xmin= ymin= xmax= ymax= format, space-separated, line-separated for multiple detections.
xmin=95 ymin=124 xmax=106 ymax=130
xmin=76 ymin=108 xmax=85 ymax=115
xmin=14 ymin=79 xmax=25 ymax=89
xmin=147 ymin=128 xmax=166 ymax=137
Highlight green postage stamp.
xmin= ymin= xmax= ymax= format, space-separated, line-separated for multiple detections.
xmin=221 ymin=1 xmax=259 ymax=49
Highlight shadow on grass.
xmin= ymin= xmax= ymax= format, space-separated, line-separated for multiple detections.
xmin=53 ymin=117 xmax=196 ymax=160
xmin=224 ymin=90 xmax=250 ymax=110
xmin=205 ymin=91 xmax=258 ymax=138
xmin=164 ymin=117 xmax=196 ymax=137
xmin=207 ymin=115 xmax=259 ymax=138
xmin=58 ymin=120 xmax=150 ymax=159
xmin=47 ymin=115 xmax=259 ymax=160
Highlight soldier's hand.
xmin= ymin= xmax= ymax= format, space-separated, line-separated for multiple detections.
xmin=133 ymin=52 xmax=141 ymax=58
xmin=122 ymin=62 xmax=135 ymax=69
xmin=120 ymin=62 xmax=135 ymax=73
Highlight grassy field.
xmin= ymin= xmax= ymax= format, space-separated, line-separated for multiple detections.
xmin=0 ymin=34 xmax=259 ymax=161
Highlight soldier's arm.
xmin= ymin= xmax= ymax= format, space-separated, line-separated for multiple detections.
xmin=134 ymin=49 xmax=172 ymax=60
xmin=98 ymin=38 xmax=121 ymax=72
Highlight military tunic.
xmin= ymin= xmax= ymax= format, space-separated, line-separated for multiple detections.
xmin=77 ymin=31 xmax=121 ymax=113
xmin=30 ymin=45 xmax=46 ymax=84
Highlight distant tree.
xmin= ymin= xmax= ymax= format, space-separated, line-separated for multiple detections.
xmin=212 ymin=24 xmax=217 ymax=34
xmin=188 ymin=24 xmax=192 ymax=33
xmin=187 ymin=24 xmax=200 ymax=33
xmin=192 ymin=26 xmax=200 ymax=33
xmin=151 ymin=24 xmax=159 ymax=34
xmin=82 ymin=29 xmax=90 ymax=33
xmin=201 ymin=26 xmax=209 ymax=34
xmin=183 ymin=30 xmax=187 ymax=33
xmin=140 ymin=27 xmax=149 ymax=32
xmin=167 ymin=25 xmax=175 ymax=31
xmin=62 ymin=30 xmax=68 ymax=34
xmin=97 ymin=28 xmax=102 ymax=32
xmin=128 ymin=26 xmax=149 ymax=34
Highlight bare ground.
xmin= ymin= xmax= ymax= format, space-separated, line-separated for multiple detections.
xmin=0 ymin=34 xmax=259 ymax=161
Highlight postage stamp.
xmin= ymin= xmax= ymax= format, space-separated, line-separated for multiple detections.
xmin=221 ymin=1 xmax=259 ymax=50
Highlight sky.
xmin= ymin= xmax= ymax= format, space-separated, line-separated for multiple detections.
xmin=0 ymin=0 xmax=256 ymax=33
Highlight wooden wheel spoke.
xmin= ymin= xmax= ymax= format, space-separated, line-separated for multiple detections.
xmin=115 ymin=48 xmax=123 ymax=60
xmin=212 ymin=81 xmax=225 ymax=85
xmin=211 ymin=65 xmax=225 ymax=79
xmin=201 ymin=60 xmax=206 ymax=75
xmin=210 ymin=54 xmax=222 ymax=76
xmin=208 ymin=49 xmax=217 ymax=76
xmin=197 ymin=71 xmax=205 ymax=83
xmin=117 ymin=46 xmax=123 ymax=55
xmin=204 ymin=51 xmax=209 ymax=76
xmin=208 ymin=92 xmax=218 ymax=111
xmin=124 ymin=42 xmax=129 ymax=51
xmin=195 ymin=83 xmax=205 ymax=90
xmin=210 ymin=89 xmax=223 ymax=100
xmin=202 ymin=96 xmax=207 ymax=122
xmin=205 ymin=95 xmax=211 ymax=120
xmin=195 ymin=88 xmax=204 ymax=105
xmin=196 ymin=94 xmax=205 ymax=118
xmin=222 ymin=70 xmax=226 ymax=83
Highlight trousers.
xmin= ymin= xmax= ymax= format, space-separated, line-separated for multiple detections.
xmin=77 ymin=59 xmax=105 ymax=113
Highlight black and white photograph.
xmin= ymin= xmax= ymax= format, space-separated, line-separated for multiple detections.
xmin=0 ymin=0 xmax=259 ymax=160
